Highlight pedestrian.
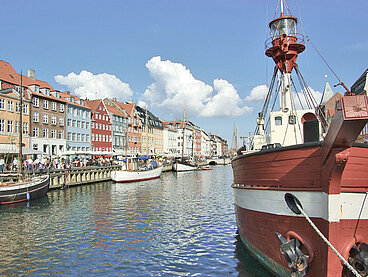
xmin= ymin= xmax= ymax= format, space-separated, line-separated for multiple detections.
xmin=0 ymin=157 xmax=4 ymax=172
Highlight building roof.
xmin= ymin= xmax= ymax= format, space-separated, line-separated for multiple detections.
xmin=105 ymin=104 xmax=127 ymax=117
xmin=60 ymin=91 xmax=91 ymax=109
xmin=86 ymin=99 xmax=103 ymax=112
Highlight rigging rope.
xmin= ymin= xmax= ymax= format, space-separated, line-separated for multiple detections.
xmin=296 ymin=202 xmax=361 ymax=277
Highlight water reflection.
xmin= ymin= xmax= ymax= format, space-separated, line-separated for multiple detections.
xmin=0 ymin=166 xmax=271 ymax=276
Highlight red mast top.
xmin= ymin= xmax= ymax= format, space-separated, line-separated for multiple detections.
xmin=265 ymin=3 xmax=305 ymax=73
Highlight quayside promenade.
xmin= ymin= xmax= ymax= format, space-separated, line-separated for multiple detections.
xmin=0 ymin=163 xmax=175 ymax=189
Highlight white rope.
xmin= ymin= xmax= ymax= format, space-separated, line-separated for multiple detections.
xmin=296 ymin=203 xmax=361 ymax=277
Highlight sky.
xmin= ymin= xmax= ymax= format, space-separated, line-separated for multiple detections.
xmin=1 ymin=0 xmax=367 ymax=146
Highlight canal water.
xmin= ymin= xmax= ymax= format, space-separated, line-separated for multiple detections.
xmin=0 ymin=165 xmax=273 ymax=276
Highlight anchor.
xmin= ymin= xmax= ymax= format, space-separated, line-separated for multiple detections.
xmin=275 ymin=232 xmax=309 ymax=277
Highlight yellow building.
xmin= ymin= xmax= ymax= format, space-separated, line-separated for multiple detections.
xmin=0 ymin=87 xmax=31 ymax=152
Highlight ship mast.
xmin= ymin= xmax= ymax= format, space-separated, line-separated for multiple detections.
xmin=181 ymin=100 xmax=186 ymax=159
xmin=18 ymin=72 xmax=23 ymax=179
xmin=265 ymin=1 xmax=305 ymax=113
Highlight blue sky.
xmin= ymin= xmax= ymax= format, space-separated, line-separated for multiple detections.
xmin=2 ymin=0 xmax=367 ymax=146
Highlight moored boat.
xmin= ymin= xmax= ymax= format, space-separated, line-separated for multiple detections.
xmin=0 ymin=175 xmax=50 ymax=204
xmin=0 ymin=73 xmax=49 ymax=205
xmin=111 ymin=156 xmax=163 ymax=183
xmin=173 ymin=159 xmax=197 ymax=172
xmin=232 ymin=1 xmax=368 ymax=276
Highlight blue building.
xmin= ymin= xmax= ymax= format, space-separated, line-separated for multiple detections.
xmin=61 ymin=92 xmax=91 ymax=152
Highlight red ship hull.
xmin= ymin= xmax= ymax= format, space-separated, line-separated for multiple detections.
xmin=232 ymin=142 xmax=368 ymax=276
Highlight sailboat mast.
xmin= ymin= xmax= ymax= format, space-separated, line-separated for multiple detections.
xmin=18 ymin=71 xmax=23 ymax=178
xmin=181 ymin=101 xmax=186 ymax=159
xmin=145 ymin=106 xmax=148 ymax=156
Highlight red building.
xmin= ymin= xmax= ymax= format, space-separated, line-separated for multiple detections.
xmin=86 ymin=99 xmax=112 ymax=152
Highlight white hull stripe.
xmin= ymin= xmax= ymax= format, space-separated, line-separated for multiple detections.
xmin=233 ymin=188 xmax=368 ymax=222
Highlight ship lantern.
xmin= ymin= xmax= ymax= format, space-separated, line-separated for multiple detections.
xmin=265 ymin=13 xmax=305 ymax=74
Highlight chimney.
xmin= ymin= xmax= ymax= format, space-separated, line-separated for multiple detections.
xmin=27 ymin=69 xmax=35 ymax=80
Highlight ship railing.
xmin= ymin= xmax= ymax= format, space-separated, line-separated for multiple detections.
xmin=264 ymin=33 xmax=305 ymax=51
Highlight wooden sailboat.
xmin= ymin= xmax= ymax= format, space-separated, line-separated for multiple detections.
xmin=111 ymin=105 xmax=163 ymax=182
xmin=232 ymin=1 xmax=368 ymax=276
xmin=173 ymin=101 xmax=197 ymax=172
xmin=0 ymin=72 xmax=49 ymax=204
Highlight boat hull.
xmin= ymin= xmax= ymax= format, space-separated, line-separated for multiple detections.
xmin=0 ymin=175 xmax=50 ymax=204
xmin=232 ymin=143 xmax=368 ymax=276
xmin=111 ymin=166 xmax=163 ymax=183
xmin=173 ymin=161 xmax=197 ymax=172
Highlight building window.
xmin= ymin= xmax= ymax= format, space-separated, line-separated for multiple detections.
xmin=68 ymin=107 xmax=72 ymax=114
xmin=67 ymin=119 xmax=71 ymax=126
xmin=59 ymin=103 xmax=64 ymax=112
xmin=33 ymin=144 xmax=38 ymax=150
xmin=15 ymin=103 xmax=20 ymax=113
xmin=58 ymin=130 xmax=64 ymax=139
xmin=33 ymin=97 xmax=39 ymax=107
xmin=51 ymin=115 xmax=57 ymax=125
xmin=275 ymin=116 xmax=282 ymax=126
xmin=23 ymin=123 xmax=28 ymax=134
xmin=33 ymin=112 xmax=39 ymax=123
xmin=72 ymin=133 xmax=76 ymax=141
xmin=72 ymin=120 xmax=76 ymax=127
xmin=23 ymin=104 xmax=29 ymax=115
xmin=15 ymin=121 xmax=19 ymax=133
xmin=86 ymin=122 xmax=89 ymax=129
xmin=77 ymin=133 xmax=80 ymax=142
xmin=51 ymin=129 xmax=56 ymax=139
xmin=59 ymin=117 xmax=64 ymax=126
xmin=288 ymin=115 xmax=296 ymax=125
xmin=43 ymin=128 xmax=48 ymax=138
xmin=86 ymin=134 xmax=90 ymax=142
xmin=68 ymin=132 xmax=72 ymax=141
xmin=77 ymin=121 xmax=81 ymax=128
xmin=0 ymin=99 xmax=5 ymax=110
xmin=7 ymin=100 xmax=13 ymax=112
xmin=32 ymin=127 xmax=39 ymax=137
xmin=43 ymin=114 xmax=49 ymax=124
xmin=81 ymin=134 xmax=85 ymax=142
xmin=7 ymin=120 xmax=13 ymax=133
xmin=51 ymin=102 xmax=57 ymax=111
xmin=43 ymin=100 xmax=49 ymax=109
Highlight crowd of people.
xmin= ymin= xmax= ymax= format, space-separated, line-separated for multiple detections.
xmin=0 ymin=156 xmax=116 ymax=173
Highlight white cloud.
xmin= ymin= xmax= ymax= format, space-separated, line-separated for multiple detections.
xmin=294 ymin=87 xmax=322 ymax=109
xmin=245 ymin=85 xmax=268 ymax=102
xmin=201 ymin=79 xmax=252 ymax=117
xmin=54 ymin=70 xmax=133 ymax=100
xmin=142 ymin=56 xmax=251 ymax=118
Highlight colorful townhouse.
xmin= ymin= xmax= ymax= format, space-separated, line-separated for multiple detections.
xmin=60 ymin=92 xmax=91 ymax=152
xmin=102 ymin=100 xmax=128 ymax=153
xmin=26 ymin=75 xmax=67 ymax=157
xmin=136 ymin=106 xmax=163 ymax=155
xmin=86 ymin=99 xmax=112 ymax=152
xmin=0 ymin=61 xmax=31 ymax=152
xmin=104 ymin=99 xmax=141 ymax=154
xmin=162 ymin=122 xmax=179 ymax=156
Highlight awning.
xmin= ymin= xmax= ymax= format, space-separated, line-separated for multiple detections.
xmin=0 ymin=144 xmax=42 ymax=155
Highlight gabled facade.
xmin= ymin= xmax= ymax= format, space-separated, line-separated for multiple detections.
xmin=60 ymin=92 xmax=91 ymax=152
xmin=102 ymin=101 xmax=127 ymax=152
xmin=136 ymin=106 xmax=163 ymax=155
xmin=105 ymin=99 xmax=141 ymax=154
xmin=27 ymin=84 xmax=67 ymax=157
xmin=162 ymin=122 xmax=179 ymax=156
xmin=86 ymin=99 xmax=112 ymax=152
xmin=0 ymin=88 xmax=31 ymax=149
